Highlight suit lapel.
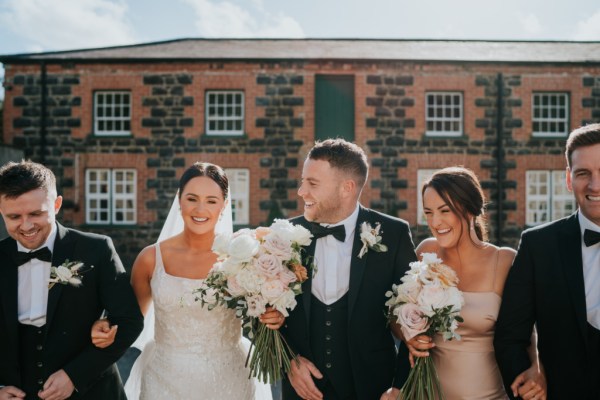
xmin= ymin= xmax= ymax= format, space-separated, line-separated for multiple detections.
xmin=558 ymin=213 xmax=589 ymax=350
xmin=0 ymin=240 xmax=20 ymax=359
xmin=348 ymin=206 xmax=369 ymax=319
xmin=301 ymin=238 xmax=316 ymax=329
xmin=45 ymin=223 xmax=72 ymax=330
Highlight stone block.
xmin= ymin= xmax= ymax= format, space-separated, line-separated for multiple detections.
xmin=366 ymin=75 xmax=382 ymax=85
xmin=177 ymin=75 xmax=193 ymax=85
xmin=366 ymin=97 xmax=383 ymax=107
xmin=142 ymin=118 xmax=162 ymax=127
xmin=282 ymin=97 xmax=304 ymax=106
xmin=395 ymin=76 xmax=413 ymax=85
xmin=144 ymin=75 xmax=164 ymax=85
xmin=13 ymin=97 xmax=29 ymax=107
xmin=51 ymin=86 xmax=71 ymax=95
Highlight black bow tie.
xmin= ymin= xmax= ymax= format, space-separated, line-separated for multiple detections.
xmin=15 ymin=247 xmax=52 ymax=266
xmin=584 ymin=229 xmax=600 ymax=247
xmin=309 ymin=223 xmax=346 ymax=242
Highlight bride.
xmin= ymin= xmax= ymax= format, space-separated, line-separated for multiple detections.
xmin=93 ymin=162 xmax=278 ymax=400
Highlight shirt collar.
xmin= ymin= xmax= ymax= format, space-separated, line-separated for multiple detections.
xmin=16 ymin=222 xmax=57 ymax=254
xmin=322 ymin=203 xmax=360 ymax=242
xmin=578 ymin=210 xmax=600 ymax=237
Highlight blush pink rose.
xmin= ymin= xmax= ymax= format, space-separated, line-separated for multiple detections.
xmin=396 ymin=303 xmax=429 ymax=341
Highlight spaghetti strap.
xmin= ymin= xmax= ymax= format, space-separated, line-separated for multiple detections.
xmin=491 ymin=248 xmax=500 ymax=292
xmin=153 ymin=243 xmax=165 ymax=277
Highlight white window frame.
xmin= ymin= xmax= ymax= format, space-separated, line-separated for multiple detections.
xmin=417 ymin=169 xmax=439 ymax=225
xmin=224 ymin=168 xmax=249 ymax=225
xmin=94 ymin=91 xmax=131 ymax=136
xmin=425 ymin=92 xmax=463 ymax=137
xmin=532 ymin=92 xmax=569 ymax=137
xmin=86 ymin=168 xmax=137 ymax=225
xmin=526 ymin=170 xmax=575 ymax=226
xmin=205 ymin=91 xmax=245 ymax=136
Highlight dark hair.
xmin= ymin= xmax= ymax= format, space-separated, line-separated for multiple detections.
xmin=565 ymin=123 xmax=600 ymax=168
xmin=0 ymin=160 xmax=57 ymax=199
xmin=178 ymin=162 xmax=229 ymax=200
xmin=307 ymin=138 xmax=369 ymax=189
xmin=422 ymin=166 xmax=488 ymax=242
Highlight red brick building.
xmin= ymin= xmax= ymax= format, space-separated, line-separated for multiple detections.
xmin=1 ymin=39 xmax=599 ymax=265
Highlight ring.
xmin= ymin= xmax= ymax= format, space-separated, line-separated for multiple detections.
xmin=416 ymin=339 xmax=428 ymax=344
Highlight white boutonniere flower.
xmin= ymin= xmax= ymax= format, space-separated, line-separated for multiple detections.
xmin=358 ymin=222 xmax=388 ymax=259
xmin=48 ymin=260 xmax=93 ymax=289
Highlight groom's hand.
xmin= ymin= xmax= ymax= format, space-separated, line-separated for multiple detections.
xmin=288 ymin=355 xmax=323 ymax=400
xmin=38 ymin=369 xmax=75 ymax=400
xmin=0 ymin=386 xmax=26 ymax=399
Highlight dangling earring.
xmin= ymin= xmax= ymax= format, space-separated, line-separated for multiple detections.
xmin=470 ymin=218 xmax=476 ymax=231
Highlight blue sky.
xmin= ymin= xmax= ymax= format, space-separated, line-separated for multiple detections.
xmin=1 ymin=0 xmax=600 ymax=100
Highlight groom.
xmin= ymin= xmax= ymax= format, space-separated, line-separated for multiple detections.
xmin=495 ymin=123 xmax=600 ymax=399
xmin=0 ymin=161 xmax=143 ymax=400
xmin=280 ymin=139 xmax=416 ymax=400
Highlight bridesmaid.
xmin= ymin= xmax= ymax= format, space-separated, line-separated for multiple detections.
xmin=388 ymin=167 xmax=546 ymax=400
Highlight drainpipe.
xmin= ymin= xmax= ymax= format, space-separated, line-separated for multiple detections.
xmin=40 ymin=61 xmax=47 ymax=163
xmin=495 ymin=73 xmax=504 ymax=246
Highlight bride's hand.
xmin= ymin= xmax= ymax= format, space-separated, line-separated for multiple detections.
xmin=91 ymin=319 xmax=118 ymax=348
xmin=405 ymin=334 xmax=434 ymax=367
xmin=259 ymin=306 xmax=285 ymax=330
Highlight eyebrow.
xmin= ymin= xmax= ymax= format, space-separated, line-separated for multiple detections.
xmin=183 ymin=193 xmax=220 ymax=199
xmin=423 ymin=204 xmax=449 ymax=211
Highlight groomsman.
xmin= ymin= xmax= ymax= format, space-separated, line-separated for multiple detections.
xmin=0 ymin=161 xmax=143 ymax=400
xmin=495 ymin=123 xmax=600 ymax=399
xmin=280 ymin=139 xmax=416 ymax=400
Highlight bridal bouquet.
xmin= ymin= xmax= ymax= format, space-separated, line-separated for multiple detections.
xmin=193 ymin=219 xmax=312 ymax=384
xmin=385 ymin=253 xmax=464 ymax=400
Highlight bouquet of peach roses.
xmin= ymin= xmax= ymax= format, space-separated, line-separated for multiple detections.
xmin=385 ymin=253 xmax=464 ymax=400
xmin=194 ymin=219 xmax=312 ymax=384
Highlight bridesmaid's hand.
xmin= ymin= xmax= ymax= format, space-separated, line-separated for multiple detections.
xmin=380 ymin=387 xmax=401 ymax=400
xmin=405 ymin=334 xmax=435 ymax=367
xmin=511 ymin=363 xmax=547 ymax=400
xmin=259 ymin=306 xmax=285 ymax=330
xmin=91 ymin=319 xmax=117 ymax=348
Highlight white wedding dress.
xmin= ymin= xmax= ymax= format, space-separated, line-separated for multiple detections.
xmin=124 ymin=244 xmax=272 ymax=400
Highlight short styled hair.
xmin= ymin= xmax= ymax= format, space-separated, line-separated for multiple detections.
xmin=307 ymin=139 xmax=369 ymax=189
xmin=565 ymin=123 xmax=600 ymax=168
xmin=0 ymin=160 xmax=57 ymax=199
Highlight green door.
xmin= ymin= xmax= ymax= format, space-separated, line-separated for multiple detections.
xmin=315 ymin=75 xmax=355 ymax=141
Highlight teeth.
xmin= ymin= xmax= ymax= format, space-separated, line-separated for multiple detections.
xmin=22 ymin=231 xmax=37 ymax=237
xmin=437 ymin=229 xmax=450 ymax=234
xmin=588 ymin=195 xmax=600 ymax=201
xmin=304 ymin=202 xmax=315 ymax=207
xmin=192 ymin=217 xmax=208 ymax=222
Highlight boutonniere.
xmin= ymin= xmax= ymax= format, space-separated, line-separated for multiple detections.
xmin=358 ymin=222 xmax=388 ymax=259
xmin=48 ymin=260 xmax=93 ymax=289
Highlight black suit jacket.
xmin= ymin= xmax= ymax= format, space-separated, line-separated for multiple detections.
xmin=0 ymin=223 xmax=143 ymax=399
xmin=494 ymin=212 xmax=597 ymax=399
xmin=281 ymin=206 xmax=416 ymax=400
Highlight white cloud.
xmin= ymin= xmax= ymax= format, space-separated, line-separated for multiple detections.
xmin=573 ymin=10 xmax=600 ymax=40
xmin=518 ymin=13 xmax=542 ymax=35
xmin=0 ymin=0 xmax=136 ymax=52
xmin=181 ymin=0 xmax=305 ymax=38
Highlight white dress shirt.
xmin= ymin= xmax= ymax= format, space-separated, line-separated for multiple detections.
xmin=578 ymin=211 xmax=600 ymax=330
xmin=312 ymin=204 xmax=359 ymax=305
xmin=17 ymin=224 xmax=57 ymax=327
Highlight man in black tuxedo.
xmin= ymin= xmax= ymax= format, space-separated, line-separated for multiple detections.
xmin=495 ymin=123 xmax=600 ymax=399
xmin=0 ymin=161 xmax=143 ymax=400
xmin=280 ymin=139 xmax=416 ymax=400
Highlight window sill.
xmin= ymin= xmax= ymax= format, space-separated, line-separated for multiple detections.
xmin=81 ymin=224 xmax=137 ymax=229
xmin=201 ymin=132 xmax=248 ymax=139
xmin=420 ymin=133 xmax=469 ymax=140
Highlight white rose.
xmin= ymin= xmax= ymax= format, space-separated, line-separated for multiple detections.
xmin=228 ymin=234 xmax=259 ymax=264
xmin=236 ymin=267 xmax=265 ymax=294
xmin=55 ymin=266 xmax=73 ymax=282
xmin=212 ymin=233 xmax=232 ymax=258
xmin=445 ymin=286 xmax=465 ymax=311
xmin=290 ymin=225 xmax=312 ymax=246
xmin=396 ymin=278 xmax=422 ymax=304
xmin=261 ymin=279 xmax=287 ymax=303
xmin=262 ymin=234 xmax=293 ymax=260
xmin=220 ymin=258 xmax=243 ymax=275
xmin=270 ymin=289 xmax=297 ymax=317
xmin=254 ymin=253 xmax=284 ymax=278
xmin=421 ymin=252 xmax=443 ymax=265
xmin=417 ymin=283 xmax=450 ymax=317
xmin=246 ymin=295 xmax=268 ymax=317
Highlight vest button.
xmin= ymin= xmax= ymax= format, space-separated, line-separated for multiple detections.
xmin=326 ymin=307 xmax=332 ymax=312
xmin=325 ymin=363 xmax=332 ymax=368
xmin=37 ymin=379 xmax=44 ymax=385
xmin=325 ymin=321 xmax=332 ymax=326
xmin=36 ymin=345 xmax=43 ymax=351
xmin=326 ymin=349 xmax=332 ymax=355
xmin=37 ymin=362 xmax=43 ymax=368
xmin=325 ymin=334 xmax=331 ymax=341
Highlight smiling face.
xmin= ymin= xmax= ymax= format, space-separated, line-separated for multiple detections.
xmin=179 ymin=176 xmax=226 ymax=236
xmin=423 ymin=187 xmax=469 ymax=249
xmin=0 ymin=188 xmax=62 ymax=250
xmin=566 ymin=142 xmax=600 ymax=226
xmin=297 ymin=158 xmax=349 ymax=224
